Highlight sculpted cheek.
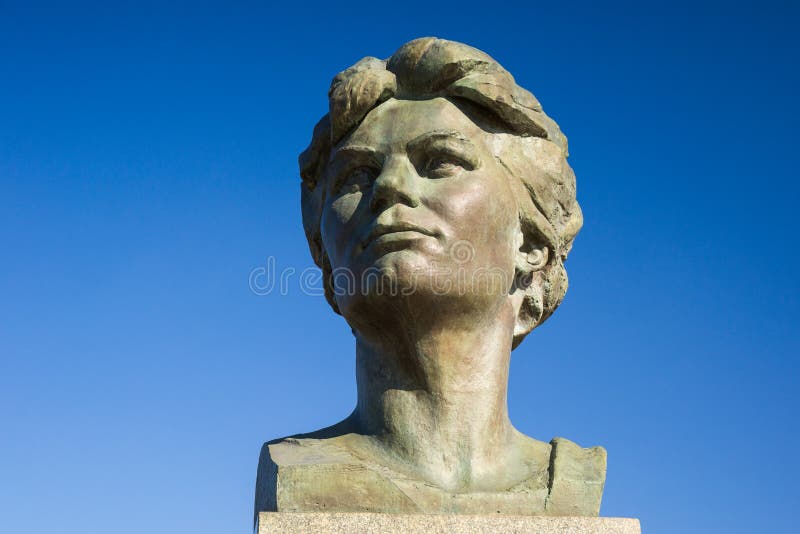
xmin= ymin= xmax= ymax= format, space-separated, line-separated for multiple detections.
xmin=322 ymin=192 xmax=363 ymax=266
xmin=428 ymin=172 xmax=519 ymax=276
xmin=437 ymin=177 xmax=508 ymax=238
xmin=330 ymin=193 xmax=361 ymax=224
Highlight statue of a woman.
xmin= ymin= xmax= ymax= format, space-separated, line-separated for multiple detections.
xmin=255 ymin=37 xmax=605 ymax=519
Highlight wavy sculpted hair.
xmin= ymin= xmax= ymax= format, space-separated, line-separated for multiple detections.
xmin=299 ymin=37 xmax=583 ymax=348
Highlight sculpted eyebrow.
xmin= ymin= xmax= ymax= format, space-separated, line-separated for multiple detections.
xmin=330 ymin=145 xmax=381 ymax=165
xmin=406 ymin=130 xmax=473 ymax=151
xmin=406 ymin=130 xmax=480 ymax=168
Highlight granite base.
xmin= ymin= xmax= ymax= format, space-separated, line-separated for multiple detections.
xmin=256 ymin=512 xmax=641 ymax=533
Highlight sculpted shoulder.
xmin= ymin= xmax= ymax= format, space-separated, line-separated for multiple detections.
xmin=255 ymin=433 xmax=424 ymax=515
xmin=545 ymin=437 xmax=607 ymax=516
xmin=255 ymin=431 xmax=606 ymax=517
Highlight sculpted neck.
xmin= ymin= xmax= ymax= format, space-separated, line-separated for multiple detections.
xmin=350 ymin=300 xmax=517 ymax=489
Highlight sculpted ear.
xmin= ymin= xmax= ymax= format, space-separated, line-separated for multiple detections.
xmin=512 ymin=238 xmax=548 ymax=347
xmin=522 ymin=247 xmax=549 ymax=271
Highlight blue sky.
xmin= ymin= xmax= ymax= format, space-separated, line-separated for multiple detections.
xmin=1 ymin=2 xmax=798 ymax=532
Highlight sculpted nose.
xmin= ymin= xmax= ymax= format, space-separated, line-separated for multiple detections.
xmin=369 ymin=156 xmax=420 ymax=213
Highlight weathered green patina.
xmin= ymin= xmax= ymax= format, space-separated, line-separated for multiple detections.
xmin=255 ymin=37 xmax=604 ymax=519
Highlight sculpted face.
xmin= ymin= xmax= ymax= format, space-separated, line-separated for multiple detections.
xmin=319 ymin=97 xmax=522 ymax=321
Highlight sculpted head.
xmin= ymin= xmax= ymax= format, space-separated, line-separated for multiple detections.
xmin=300 ymin=37 xmax=583 ymax=347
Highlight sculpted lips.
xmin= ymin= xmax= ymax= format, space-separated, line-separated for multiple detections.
xmin=362 ymin=221 xmax=439 ymax=250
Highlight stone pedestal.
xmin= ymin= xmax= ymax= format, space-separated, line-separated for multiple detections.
xmin=256 ymin=512 xmax=641 ymax=533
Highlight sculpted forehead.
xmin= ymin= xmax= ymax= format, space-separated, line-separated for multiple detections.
xmin=341 ymin=97 xmax=485 ymax=150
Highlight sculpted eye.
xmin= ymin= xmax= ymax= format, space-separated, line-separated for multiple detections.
xmin=348 ymin=166 xmax=376 ymax=184
xmin=337 ymin=165 xmax=378 ymax=192
xmin=425 ymin=156 xmax=465 ymax=178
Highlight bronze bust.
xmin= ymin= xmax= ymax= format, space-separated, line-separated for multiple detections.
xmin=255 ymin=37 xmax=605 ymax=519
